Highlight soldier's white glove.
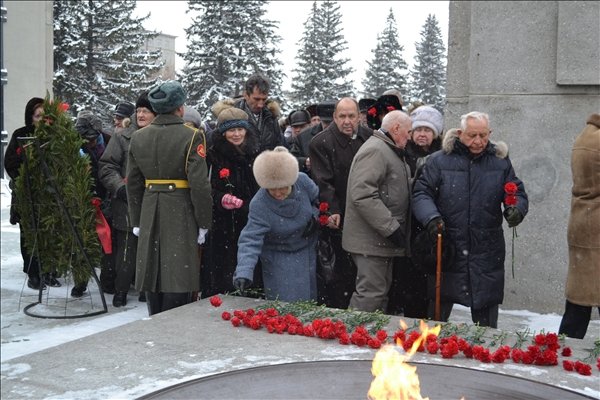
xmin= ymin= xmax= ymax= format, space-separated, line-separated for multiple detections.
xmin=132 ymin=227 xmax=140 ymax=237
xmin=197 ymin=228 xmax=208 ymax=245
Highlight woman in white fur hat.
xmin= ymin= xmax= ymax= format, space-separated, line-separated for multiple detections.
xmin=233 ymin=146 xmax=319 ymax=301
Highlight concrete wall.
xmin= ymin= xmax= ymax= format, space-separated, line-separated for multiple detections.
xmin=445 ymin=1 xmax=600 ymax=314
xmin=2 ymin=0 xmax=53 ymax=140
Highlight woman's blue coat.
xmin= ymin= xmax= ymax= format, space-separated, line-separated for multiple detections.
xmin=234 ymin=173 xmax=319 ymax=301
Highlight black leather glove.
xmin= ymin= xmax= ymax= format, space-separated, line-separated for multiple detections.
xmin=387 ymin=226 xmax=406 ymax=247
xmin=233 ymin=277 xmax=251 ymax=295
xmin=116 ymin=185 xmax=128 ymax=202
xmin=426 ymin=217 xmax=445 ymax=243
xmin=504 ymin=207 xmax=523 ymax=228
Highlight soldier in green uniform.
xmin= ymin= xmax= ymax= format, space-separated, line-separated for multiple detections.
xmin=126 ymin=80 xmax=212 ymax=315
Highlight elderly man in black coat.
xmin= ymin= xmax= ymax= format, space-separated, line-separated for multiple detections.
xmin=412 ymin=111 xmax=528 ymax=328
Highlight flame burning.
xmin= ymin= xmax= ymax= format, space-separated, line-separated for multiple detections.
xmin=368 ymin=320 xmax=441 ymax=400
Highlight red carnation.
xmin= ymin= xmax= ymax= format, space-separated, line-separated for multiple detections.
xmin=15 ymin=146 xmax=22 ymax=156
xmin=219 ymin=168 xmax=230 ymax=179
xmin=375 ymin=330 xmax=388 ymax=342
xmin=367 ymin=107 xmax=377 ymax=117
xmin=221 ymin=311 xmax=232 ymax=320
xmin=265 ymin=308 xmax=279 ymax=317
xmin=319 ymin=214 xmax=329 ymax=226
xmin=504 ymin=182 xmax=518 ymax=195
xmin=339 ymin=333 xmax=351 ymax=345
xmin=505 ymin=194 xmax=517 ymax=206
xmin=511 ymin=348 xmax=523 ymax=363
xmin=441 ymin=341 xmax=459 ymax=359
xmin=231 ymin=316 xmax=241 ymax=327
xmin=209 ymin=295 xmax=223 ymax=307
xmin=303 ymin=325 xmax=314 ymax=337
xmin=58 ymin=102 xmax=70 ymax=112
xmin=368 ymin=338 xmax=382 ymax=349
xmin=462 ymin=345 xmax=473 ymax=359
xmin=575 ymin=361 xmax=592 ymax=376
xmin=319 ymin=202 xmax=329 ymax=212
xmin=563 ymin=360 xmax=574 ymax=371
xmin=426 ymin=341 xmax=439 ymax=354
xmin=393 ymin=330 xmax=406 ymax=344
xmin=561 ymin=347 xmax=572 ymax=357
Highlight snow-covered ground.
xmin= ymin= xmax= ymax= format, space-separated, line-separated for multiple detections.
xmin=1 ymin=179 xmax=148 ymax=363
xmin=1 ymin=178 xmax=598 ymax=367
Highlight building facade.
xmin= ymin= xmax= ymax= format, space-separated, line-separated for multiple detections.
xmin=1 ymin=0 xmax=53 ymax=177
xmin=144 ymin=32 xmax=176 ymax=81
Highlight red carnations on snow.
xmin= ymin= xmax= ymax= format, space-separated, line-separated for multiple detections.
xmin=209 ymin=295 xmax=223 ymax=307
xmin=213 ymin=303 xmax=598 ymax=378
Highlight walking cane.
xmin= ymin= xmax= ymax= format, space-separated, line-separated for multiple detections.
xmin=434 ymin=224 xmax=443 ymax=321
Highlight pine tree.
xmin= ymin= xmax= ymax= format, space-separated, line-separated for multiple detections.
xmin=181 ymin=0 xmax=284 ymax=120
xmin=409 ymin=14 xmax=447 ymax=112
xmin=361 ymin=8 xmax=409 ymax=98
xmin=15 ymin=96 xmax=101 ymax=285
xmin=290 ymin=1 xmax=354 ymax=108
xmin=53 ymin=0 xmax=163 ymax=114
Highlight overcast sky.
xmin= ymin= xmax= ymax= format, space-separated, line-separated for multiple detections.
xmin=134 ymin=1 xmax=449 ymax=94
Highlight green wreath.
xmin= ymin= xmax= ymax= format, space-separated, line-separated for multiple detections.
xmin=15 ymin=95 xmax=101 ymax=285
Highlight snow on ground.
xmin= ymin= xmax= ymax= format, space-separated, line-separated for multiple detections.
xmin=1 ymin=178 xmax=598 ymax=365
xmin=1 ymin=179 xmax=148 ymax=363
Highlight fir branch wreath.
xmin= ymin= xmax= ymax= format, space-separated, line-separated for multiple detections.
xmin=15 ymin=95 xmax=101 ymax=285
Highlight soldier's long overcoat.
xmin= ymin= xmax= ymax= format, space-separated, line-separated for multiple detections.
xmin=127 ymin=114 xmax=212 ymax=293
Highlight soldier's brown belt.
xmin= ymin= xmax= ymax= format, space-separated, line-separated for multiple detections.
xmin=145 ymin=179 xmax=190 ymax=190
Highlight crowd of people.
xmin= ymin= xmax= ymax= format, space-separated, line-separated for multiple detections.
xmin=5 ymin=73 xmax=598 ymax=338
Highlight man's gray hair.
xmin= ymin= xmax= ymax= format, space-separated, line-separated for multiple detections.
xmin=460 ymin=111 xmax=489 ymax=130
xmin=381 ymin=110 xmax=411 ymax=131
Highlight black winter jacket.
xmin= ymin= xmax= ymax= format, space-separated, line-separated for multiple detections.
xmin=234 ymin=99 xmax=283 ymax=154
xmin=412 ymin=130 xmax=528 ymax=309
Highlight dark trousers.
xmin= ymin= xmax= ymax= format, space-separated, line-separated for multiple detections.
xmin=113 ymin=229 xmax=138 ymax=293
xmin=145 ymin=292 xmax=192 ymax=316
xmin=20 ymin=228 xmax=40 ymax=278
xmin=387 ymin=257 xmax=428 ymax=318
xmin=428 ymin=302 xmax=499 ymax=328
xmin=559 ymin=300 xmax=600 ymax=339
xmin=317 ymin=231 xmax=357 ymax=309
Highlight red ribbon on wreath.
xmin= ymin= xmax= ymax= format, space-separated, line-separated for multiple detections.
xmin=91 ymin=197 xmax=112 ymax=254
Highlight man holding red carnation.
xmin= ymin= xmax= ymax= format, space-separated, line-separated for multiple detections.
xmin=412 ymin=111 xmax=528 ymax=328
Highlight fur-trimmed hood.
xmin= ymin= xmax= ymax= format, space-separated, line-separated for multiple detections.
xmin=265 ymin=99 xmax=281 ymax=118
xmin=587 ymin=113 xmax=600 ymax=128
xmin=211 ymin=98 xmax=237 ymax=119
xmin=442 ymin=128 xmax=508 ymax=159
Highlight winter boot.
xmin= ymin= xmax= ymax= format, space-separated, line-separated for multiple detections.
xmin=27 ymin=275 xmax=46 ymax=290
xmin=43 ymin=273 xmax=62 ymax=287
xmin=70 ymin=284 xmax=87 ymax=298
xmin=112 ymin=292 xmax=128 ymax=307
